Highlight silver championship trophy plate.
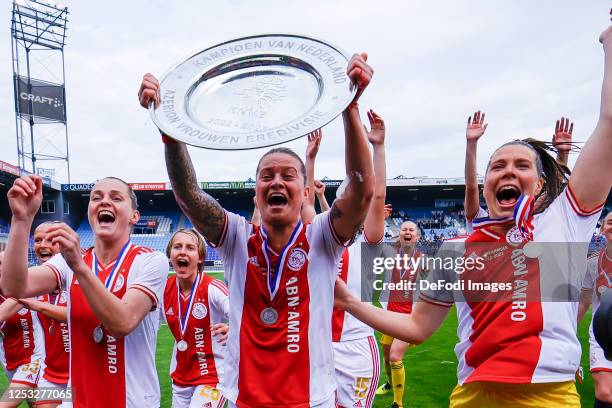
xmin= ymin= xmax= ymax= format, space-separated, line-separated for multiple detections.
xmin=150 ymin=34 xmax=357 ymax=150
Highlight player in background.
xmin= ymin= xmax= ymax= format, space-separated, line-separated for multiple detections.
xmin=376 ymin=219 xmax=425 ymax=408
xmin=579 ymin=212 xmax=612 ymax=407
xmin=1 ymin=176 xmax=169 ymax=408
xmin=18 ymin=222 xmax=70 ymax=408
xmin=301 ymin=110 xmax=385 ymax=408
xmin=163 ymin=228 xmax=229 ymax=408
xmin=138 ymin=52 xmax=374 ymax=408
xmin=302 ymin=129 xmax=331 ymax=221
xmin=334 ymin=25 xmax=612 ymax=408
xmin=552 ymin=117 xmax=574 ymax=167
xmin=463 ymin=111 xmax=489 ymax=231
xmin=302 ymin=128 xmax=323 ymax=224
xmin=464 ymin=111 xmax=574 ymax=231
xmin=0 ymin=251 xmax=45 ymax=408
xmin=314 ymin=180 xmax=330 ymax=212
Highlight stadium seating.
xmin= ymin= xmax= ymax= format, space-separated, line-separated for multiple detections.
xmin=0 ymin=219 xmax=9 ymax=234
xmin=15 ymin=204 xmax=611 ymax=268
xmin=73 ymin=211 xmax=225 ymax=270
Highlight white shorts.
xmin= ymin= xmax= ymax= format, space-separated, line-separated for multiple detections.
xmin=5 ymin=358 xmax=42 ymax=387
xmin=333 ymin=336 xmax=380 ymax=408
xmin=34 ymin=376 xmax=68 ymax=404
xmin=590 ymin=332 xmax=612 ymax=372
xmin=172 ymin=383 xmax=227 ymax=408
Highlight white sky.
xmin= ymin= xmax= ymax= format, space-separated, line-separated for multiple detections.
xmin=0 ymin=0 xmax=609 ymax=184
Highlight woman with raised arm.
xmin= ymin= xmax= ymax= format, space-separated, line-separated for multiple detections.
xmin=335 ymin=26 xmax=612 ymax=408
xmin=552 ymin=116 xmax=574 ymax=167
xmin=1 ymin=176 xmax=168 ymax=408
xmin=302 ymin=128 xmax=323 ymax=223
xmin=163 ymin=228 xmax=229 ymax=408
xmin=464 ymin=112 xmax=574 ymax=232
xmin=139 ymin=53 xmax=374 ymax=408
xmin=464 ymin=110 xmax=489 ymax=231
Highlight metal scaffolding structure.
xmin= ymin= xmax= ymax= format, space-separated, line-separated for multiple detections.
xmin=10 ymin=0 xmax=70 ymax=182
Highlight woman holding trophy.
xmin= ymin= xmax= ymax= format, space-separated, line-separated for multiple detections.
xmin=139 ymin=48 xmax=375 ymax=407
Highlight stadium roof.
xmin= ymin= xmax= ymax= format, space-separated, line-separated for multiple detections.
xmin=0 ymin=159 xmax=61 ymax=190
xmin=60 ymin=176 xmax=484 ymax=192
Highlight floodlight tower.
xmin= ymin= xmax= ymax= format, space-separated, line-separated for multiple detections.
xmin=10 ymin=0 xmax=70 ymax=182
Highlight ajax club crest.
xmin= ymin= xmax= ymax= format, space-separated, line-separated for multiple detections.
xmin=287 ymin=248 xmax=307 ymax=271
xmin=113 ymin=274 xmax=125 ymax=292
xmin=506 ymin=226 xmax=524 ymax=246
xmin=192 ymin=303 xmax=208 ymax=320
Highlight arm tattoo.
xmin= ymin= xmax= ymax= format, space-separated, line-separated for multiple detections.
xmin=330 ymin=202 xmax=362 ymax=240
xmin=165 ymin=143 xmax=225 ymax=244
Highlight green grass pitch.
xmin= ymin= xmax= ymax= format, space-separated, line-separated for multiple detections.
xmin=157 ymin=306 xmax=594 ymax=407
xmin=0 ymin=287 xmax=597 ymax=407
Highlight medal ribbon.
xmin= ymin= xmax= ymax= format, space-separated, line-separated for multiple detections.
xmin=177 ymin=272 xmax=202 ymax=339
xmin=397 ymin=249 xmax=420 ymax=280
xmin=92 ymin=241 xmax=132 ymax=290
xmin=472 ymin=216 xmax=514 ymax=230
xmin=261 ymin=221 xmax=303 ymax=300
xmin=513 ymin=195 xmax=535 ymax=241
xmin=472 ymin=195 xmax=535 ymax=241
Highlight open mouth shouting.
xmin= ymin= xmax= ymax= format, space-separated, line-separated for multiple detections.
xmin=267 ymin=192 xmax=289 ymax=209
xmin=97 ymin=210 xmax=116 ymax=228
xmin=176 ymin=257 xmax=190 ymax=269
xmin=402 ymin=233 xmax=413 ymax=243
xmin=36 ymin=249 xmax=54 ymax=263
xmin=495 ymin=184 xmax=521 ymax=209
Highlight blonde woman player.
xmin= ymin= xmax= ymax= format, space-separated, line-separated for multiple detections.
xmin=163 ymin=228 xmax=229 ymax=408
xmin=18 ymin=222 xmax=70 ymax=408
xmin=0 ymin=251 xmax=45 ymax=408
xmin=335 ymin=25 xmax=612 ymax=408
xmin=1 ymin=176 xmax=169 ymax=408
xmin=376 ymin=220 xmax=424 ymax=408
xmin=579 ymin=212 xmax=612 ymax=408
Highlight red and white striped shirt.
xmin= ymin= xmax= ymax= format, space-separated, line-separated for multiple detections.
xmin=46 ymin=243 xmax=168 ymax=408
xmin=37 ymin=291 xmax=70 ymax=384
xmin=332 ymin=235 xmax=376 ymax=342
xmin=0 ymin=295 xmax=44 ymax=375
xmin=215 ymin=211 xmax=345 ymax=407
xmin=384 ymin=249 xmax=423 ymax=315
xmin=421 ymin=186 xmax=603 ymax=385
xmin=163 ymin=273 xmax=229 ymax=387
